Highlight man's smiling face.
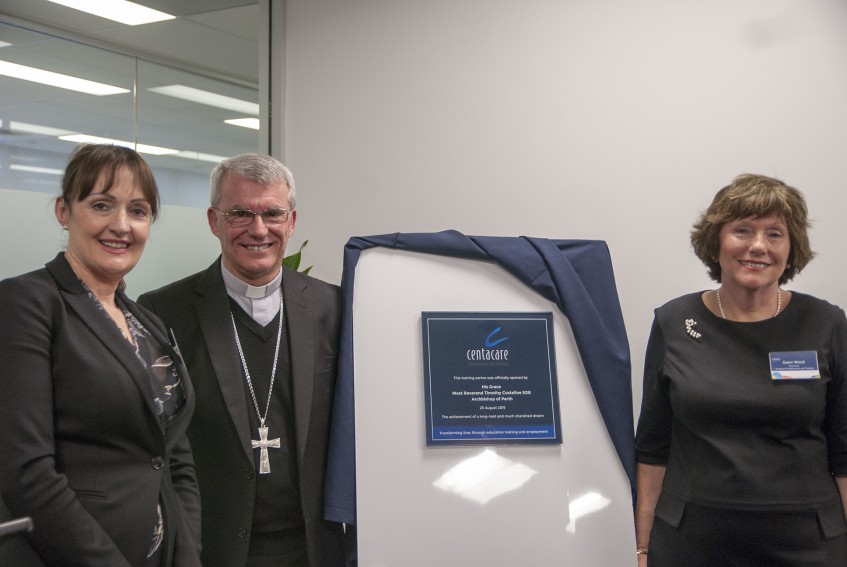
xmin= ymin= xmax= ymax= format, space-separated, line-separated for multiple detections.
xmin=207 ymin=171 xmax=296 ymax=286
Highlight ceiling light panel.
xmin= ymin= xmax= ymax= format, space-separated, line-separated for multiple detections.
xmin=148 ymin=84 xmax=259 ymax=115
xmin=0 ymin=60 xmax=129 ymax=96
xmin=224 ymin=118 xmax=260 ymax=130
xmin=59 ymin=134 xmax=178 ymax=155
xmin=46 ymin=0 xmax=176 ymax=26
xmin=9 ymin=121 xmax=76 ymax=137
xmin=10 ymin=164 xmax=64 ymax=175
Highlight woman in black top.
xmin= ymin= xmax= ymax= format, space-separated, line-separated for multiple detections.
xmin=635 ymin=174 xmax=847 ymax=566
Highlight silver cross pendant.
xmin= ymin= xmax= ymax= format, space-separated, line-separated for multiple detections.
xmin=251 ymin=425 xmax=281 ymax=474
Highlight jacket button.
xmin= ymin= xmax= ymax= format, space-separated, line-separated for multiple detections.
xmin=245 ymin=469 xmax=254 ymax=480
xmin=151 ymin=457 xmax=164 ymax=470
xmin=238 ymin=528 xmax=248 ymax=539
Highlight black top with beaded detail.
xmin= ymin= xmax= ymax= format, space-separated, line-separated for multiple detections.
xmin=636 ymin=291 xmax=847 ymax=512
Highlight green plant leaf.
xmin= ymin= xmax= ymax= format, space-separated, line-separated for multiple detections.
xmin=282 ymin=251 xmax=301 ymax=271
xmin=282 ymin=240 xmax=312 ymax=274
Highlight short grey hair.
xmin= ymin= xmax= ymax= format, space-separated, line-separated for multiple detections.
xmin=210 ymin=153 xmax=296 ymax=209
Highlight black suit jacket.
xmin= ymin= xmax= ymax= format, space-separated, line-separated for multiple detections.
xmin=138 ymin=258 xmax=344 ymax=567
xmin=0 ymin=253 xmax=201 ymax=567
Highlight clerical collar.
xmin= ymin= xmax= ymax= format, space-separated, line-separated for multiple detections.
xmin=221 ymin=264 xmax=283 ymax=326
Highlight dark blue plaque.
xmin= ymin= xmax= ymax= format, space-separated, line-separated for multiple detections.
xmin=422 ymin=312 xmax=561 ymax=445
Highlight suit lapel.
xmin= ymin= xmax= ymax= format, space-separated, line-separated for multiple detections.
xmin=283 ymin=268 xmax=314 ymax=462
xmin=194 ymin=262 xmax=254 ymax=460
xmin=46 ymin=255 xmax=162 ymax=433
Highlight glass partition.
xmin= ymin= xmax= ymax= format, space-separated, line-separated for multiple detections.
xmin=0 ymin=23 xmax=135 ymax=195
xmin=138 ymin=60 xmax=261 ymax=207
xmin=0 ymin=21 xmax=260 ymax=207
xmin=0 ymin=20 xmax=260 ymax=281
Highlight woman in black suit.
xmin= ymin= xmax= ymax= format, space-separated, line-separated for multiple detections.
xmin=0 ymin=144 xmax=201 ymax=566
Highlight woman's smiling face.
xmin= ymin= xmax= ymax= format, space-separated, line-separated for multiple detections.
xmin=56 ymin=165 xmax=152 ymax=289
xmin=716 ymin=214 xmax=790 ymax=293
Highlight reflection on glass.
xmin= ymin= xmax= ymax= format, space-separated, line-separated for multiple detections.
xmin=138 ymin=60 xmax=260 ymax=206
xmin=10 ymin=164 xmax=63 ymax=175
xmin=0 ymin=60 xmax=129 ymax=95
xmin=225 ymin=118 xmax=261 ymax=130
xmin=432 ymin=448 xmax=538 ymax=505
xmin=565 ymin=491 xmax=611 ymax=534
xmin=0 ymin=21 xmax=260 ymax=207
xmin=7 ymin=121 xmax=75 ymax=137
xmin=59 ymin=134 xmax=178 ymax=155
xmin=148 ymin=85 xmax=260 ymax=115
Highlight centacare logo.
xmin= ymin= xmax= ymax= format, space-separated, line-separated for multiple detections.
xmin=467 ymin=326 xmax=509 ymax=361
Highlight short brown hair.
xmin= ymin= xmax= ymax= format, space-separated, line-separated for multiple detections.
xmin=690 ymin=174 xmax=813 ymax=285
xmin=61 ymin=144 xmax=160 ymax=220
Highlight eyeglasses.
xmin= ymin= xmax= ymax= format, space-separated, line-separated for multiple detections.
xmin=214 ymin=207 xmax=291 ymax=227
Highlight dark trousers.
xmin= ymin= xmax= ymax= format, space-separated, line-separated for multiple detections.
xmin=649 ymin=502 xmax=847 ymax=567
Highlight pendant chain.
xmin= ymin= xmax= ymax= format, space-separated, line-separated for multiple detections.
xmin=231 ymin=295 xmax=283 ymax=427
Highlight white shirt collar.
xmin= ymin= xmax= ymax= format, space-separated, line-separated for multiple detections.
xmin=221 ymin=264 xmax=282 ymax=299
xmin=221 ymin=264 xmax=283 ymax=326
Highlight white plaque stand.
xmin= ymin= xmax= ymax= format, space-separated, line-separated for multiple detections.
xmin=352 ymin=248 xmax=634 ymax=566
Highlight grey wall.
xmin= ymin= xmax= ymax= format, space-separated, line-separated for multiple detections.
xmin=280 ymin=0 xmax=847 ymax=418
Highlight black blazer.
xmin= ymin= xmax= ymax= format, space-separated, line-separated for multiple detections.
xmin=0 ymin=254 xmax=201 ymax=567
xmin=138 ymin=258 xmax=344 ymax=567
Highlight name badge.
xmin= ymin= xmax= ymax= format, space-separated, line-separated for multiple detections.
xmin=770 ymin=351 xmax=820 ymax=380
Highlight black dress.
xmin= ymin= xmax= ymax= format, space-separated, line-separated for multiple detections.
xmin=636 ymin=292 xmax=847 ymax=566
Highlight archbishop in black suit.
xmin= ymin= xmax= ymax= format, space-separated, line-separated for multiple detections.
xmin=138 ymin=154 xmax=344 ymax=567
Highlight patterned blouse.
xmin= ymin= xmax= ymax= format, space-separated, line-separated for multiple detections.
xmin=83 ymin=283 xmax=185 ymax=563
